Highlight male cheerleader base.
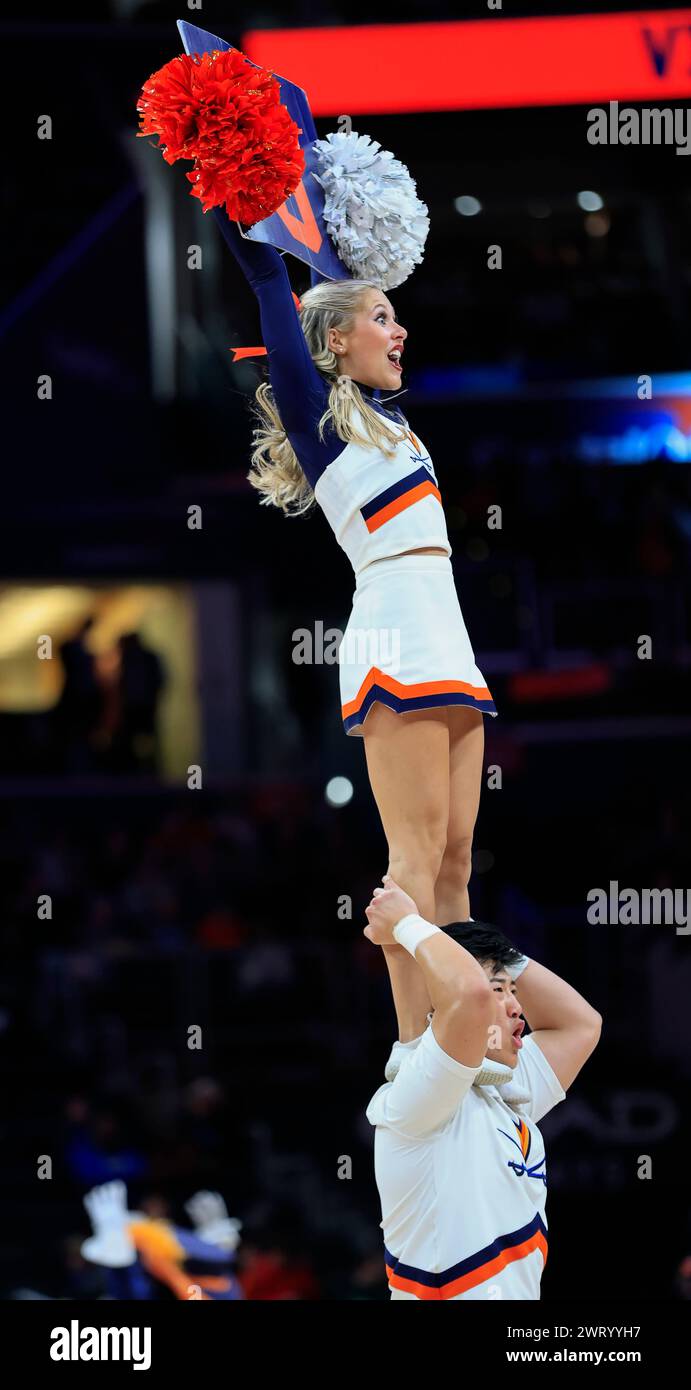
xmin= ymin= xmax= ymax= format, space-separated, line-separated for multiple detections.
xmin=364 ymin=878 xmax=602 ymax=1300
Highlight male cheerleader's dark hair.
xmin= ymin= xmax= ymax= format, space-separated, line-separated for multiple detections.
xmin=441 ymin=921 xmax=524 ymax=974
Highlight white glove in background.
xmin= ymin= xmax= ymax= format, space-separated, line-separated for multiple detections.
xmin=185 ymin=1190 xmax=242 ymax=1252
xmin=81 ymin=1180 xmax=137 ymax=1268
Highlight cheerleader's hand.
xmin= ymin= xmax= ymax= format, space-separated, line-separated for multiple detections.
xmin=364 ymin=874 xmax=418 ymax=946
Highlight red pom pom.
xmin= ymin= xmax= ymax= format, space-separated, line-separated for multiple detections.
xmin=136 ymin=49 xmax=305 ymax=224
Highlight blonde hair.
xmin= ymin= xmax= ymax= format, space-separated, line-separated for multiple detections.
xmin=247 ymin=279 xmax=406 ymax=515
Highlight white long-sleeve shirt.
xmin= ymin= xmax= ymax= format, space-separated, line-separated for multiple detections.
xmin=366 ymin=1024 xmax=565 ymax=1300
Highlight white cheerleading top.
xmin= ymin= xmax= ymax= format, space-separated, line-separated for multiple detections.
xmin=213 ymin=211 xmax=452 ymax=575
xmin=313 ymin=406 xmax=452 ymax=575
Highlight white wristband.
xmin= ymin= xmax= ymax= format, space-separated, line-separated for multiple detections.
xmin=393 ymin=914 xmax=441 ymax=957
xmin=507 ymin=953 xmax=530 ymax=980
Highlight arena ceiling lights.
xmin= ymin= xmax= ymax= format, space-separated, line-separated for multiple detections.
xmin=243 ymin=9 xmax=691 ymax=114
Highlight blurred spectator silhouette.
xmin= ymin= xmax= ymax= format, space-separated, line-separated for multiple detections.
xmin=64 ymin=1100 xmax=148 ymax=1188
xmin=109 ymin=632 xmax=165 ymax=773
xmin=52 ymin=616 xmax=102 ymax=772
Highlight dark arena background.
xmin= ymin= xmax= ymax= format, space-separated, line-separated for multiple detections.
xmin=1 ymin=0 xmax=691 ymax=1327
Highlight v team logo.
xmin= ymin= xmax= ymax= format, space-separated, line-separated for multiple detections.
xmin=403 ymin=428 xmax=437 ymax=483
xmin=497 ymin=1116 xmax=547 ymax=1186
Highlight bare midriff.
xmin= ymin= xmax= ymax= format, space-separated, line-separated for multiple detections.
xmin=368 ymin=546 xmax=448 ymax=565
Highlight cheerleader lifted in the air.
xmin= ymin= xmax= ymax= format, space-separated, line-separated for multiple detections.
xmin=137 ymin=41 xmax=497 ymax=945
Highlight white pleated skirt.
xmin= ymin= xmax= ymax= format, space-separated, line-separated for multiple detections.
xmin=339 ymin=553 xmax=497 ymax=736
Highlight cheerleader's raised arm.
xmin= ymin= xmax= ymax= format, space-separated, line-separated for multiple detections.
xmin=211 ymin=209 xmax=333 ymax=488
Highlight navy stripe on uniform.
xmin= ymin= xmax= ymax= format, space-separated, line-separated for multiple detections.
xmin=344 ymin=683 xmax=497 ymax=733
xmin=384 ymin=1212 xmax=548 ymax=1291
xmin=361 ymin=466 xmax=437 ymax=523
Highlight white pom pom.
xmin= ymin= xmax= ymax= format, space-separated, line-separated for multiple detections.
xmin=312 ymin=130 xmax=430 ymax=290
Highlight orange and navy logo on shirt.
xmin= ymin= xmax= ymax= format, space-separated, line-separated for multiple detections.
xmin=403 ymin=428 xmax=437 ymax=482
xmin=497 ymin=1116 xmax=546 ymax=1185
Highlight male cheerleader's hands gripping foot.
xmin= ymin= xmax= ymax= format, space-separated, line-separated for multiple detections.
xmin=364 ymin=874 xmax=603 ymax=1088
xmin=364 ymin=875 xmax=496 ymax=1062
xmin=364 ymin=874 xmax=419 ymax=946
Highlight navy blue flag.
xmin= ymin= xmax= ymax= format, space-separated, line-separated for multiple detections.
xmin=177 ymin=20 xmax=347 ymax=284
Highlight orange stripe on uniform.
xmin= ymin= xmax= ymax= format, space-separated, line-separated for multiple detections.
xmin=364 ymin=480 xmax=442 ymax=532
xmin=341 ymin=667 xmax=494 ymax=721
xmin=386 ymin=1231 xmax=547 ymax=1300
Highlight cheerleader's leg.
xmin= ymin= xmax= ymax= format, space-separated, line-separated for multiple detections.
xmin=361 ymin=702 xmax=450 ymax=924
xmin=433 ymin=706 xmax=485 ymax=926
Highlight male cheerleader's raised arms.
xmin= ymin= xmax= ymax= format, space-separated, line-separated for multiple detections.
xmin=136 ymin=42 xmax=496 ymax=929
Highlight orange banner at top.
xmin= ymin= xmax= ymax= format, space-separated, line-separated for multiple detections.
xmin=243 ymin=10 xmax=691 ymax=114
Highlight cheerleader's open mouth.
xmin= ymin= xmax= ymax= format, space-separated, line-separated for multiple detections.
xmin=387 ymin=348 xmax=403 ymax=373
